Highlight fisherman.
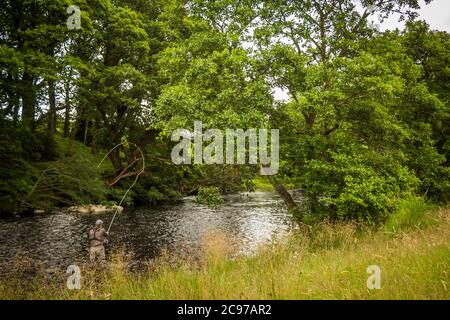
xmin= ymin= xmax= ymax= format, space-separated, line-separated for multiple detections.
xmin=88 ymin=219 xmax=109 ymax=265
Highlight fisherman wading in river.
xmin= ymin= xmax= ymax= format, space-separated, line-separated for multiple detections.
xmin=89 ymin=220 xmax=109 ymax=265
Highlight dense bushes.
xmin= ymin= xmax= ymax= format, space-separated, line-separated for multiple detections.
xmin=301 ymin=148 xmax=419 ymax=221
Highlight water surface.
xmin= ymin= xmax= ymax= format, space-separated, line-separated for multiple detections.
xmin=0 ymin=191 xmax=296 ymax=275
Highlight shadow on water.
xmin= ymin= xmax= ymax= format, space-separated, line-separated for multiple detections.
xmin=0 ymin=191 xmax=300 ymax=275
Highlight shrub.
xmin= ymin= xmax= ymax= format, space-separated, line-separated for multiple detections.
xmin=195 ymin=186 xmax=224 ymax=208
xmin=300 ymin=145 xmax=419 ymax=222
xmin=385 ymin=196 xmax=436 ymax=233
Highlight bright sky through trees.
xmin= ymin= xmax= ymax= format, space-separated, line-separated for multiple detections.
xmin=273 ymin=0 xmax=450 ymax=101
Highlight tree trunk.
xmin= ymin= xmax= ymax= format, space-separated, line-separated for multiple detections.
xmin=42 ymin=79 xmax=58 ymax=159
xmin=109 ymin=147 xmax=124 ymax=175
xmin=267 ymin=175 xmax=297 ymax=210
xmin=13 ymin=102 xmax=20 ymax=124
xmin=265 ymin=173 xmax=301 ymax=220
xmin=21 ymin=71 xmax=35 ymax=130
xmin=83 ymin=119 xmax=89 ymax=145
xmin=47 ymin=79 xmax=57 ymax=135
xmin=63 ymin=81 xmax=71 ymax=137
xmin=73 ymin=104 xmax=88 ymax=142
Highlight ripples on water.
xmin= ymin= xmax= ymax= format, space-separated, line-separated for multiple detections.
xmin=0 ymin=191 xmax=296 ymax=275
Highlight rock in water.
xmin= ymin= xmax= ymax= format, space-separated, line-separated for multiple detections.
xmin=113 ymin=205 xmax=124 ymax=214
xmin=68 ymin=206 xmax=90 ymax=214
xmin=68 ymin=205 xmax=124 ymax=215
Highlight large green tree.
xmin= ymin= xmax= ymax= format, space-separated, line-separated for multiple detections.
xmin=250 ymin=0 xmax=445 ymax=220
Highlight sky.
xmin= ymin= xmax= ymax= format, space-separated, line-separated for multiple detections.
xmin=378 ymin=0 xmax=450 ymax=32
xmin=273 ymin=0 xmax=450 ymax=101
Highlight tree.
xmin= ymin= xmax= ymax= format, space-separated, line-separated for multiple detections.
xmin=250 ymin=0 xmax=439 ymax=220
xmin=67 ymin=0 xmax=161 ymax=180
xmin=400 ymin=22 xmax=450 ymax=201
xmin=153 ymin=1 xmax=276 ymax=196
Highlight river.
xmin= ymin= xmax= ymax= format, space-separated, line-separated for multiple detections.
xmin=0 ymin=191 xmax=298 ymax=275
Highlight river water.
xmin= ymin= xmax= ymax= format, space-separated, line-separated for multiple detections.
xmin=0 ymin=191 xmax=296 ymax=275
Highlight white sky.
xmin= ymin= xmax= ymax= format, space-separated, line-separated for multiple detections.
xmin=273 ymin=0 xmax=450 ymax=101
xmin=378 ymin=0 xmax=450 ymax=32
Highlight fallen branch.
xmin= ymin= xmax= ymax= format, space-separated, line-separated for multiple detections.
xmin=97 ymin=142 xmax=145 ymax=233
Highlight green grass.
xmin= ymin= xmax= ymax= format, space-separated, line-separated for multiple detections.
xmin=252 ymin=177 xmax=296 ymax=192
xmin=385 ymin=196 xmax=436 ymax=233
xmin=252 ymin=177 xmax=274 ymax=191
xmin=1 ymin=208 xmax=449 ymax=300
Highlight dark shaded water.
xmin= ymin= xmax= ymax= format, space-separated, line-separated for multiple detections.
xmin=0 ymin=191 xmax=295 ymax=275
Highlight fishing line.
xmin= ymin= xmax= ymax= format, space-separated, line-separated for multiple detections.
xmin=97 ymin=142 xmax=145 ymax=233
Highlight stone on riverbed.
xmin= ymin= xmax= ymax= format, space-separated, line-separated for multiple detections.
xmin=68 ymin=205 xmax=123 ymax=215
xmin=34 ymin=209 xmax=45 ymax=214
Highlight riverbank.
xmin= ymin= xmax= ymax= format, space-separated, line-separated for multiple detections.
xmin=1 ymin=204 xmax=448 ymax=300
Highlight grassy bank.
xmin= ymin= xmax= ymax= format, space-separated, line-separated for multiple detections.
xmin=252 ymin=177 xmax=296 ymax=192
xmin=1 ymin=205 xmax=449 ymax=300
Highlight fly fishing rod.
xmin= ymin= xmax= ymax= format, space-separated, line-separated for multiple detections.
xmin=97 ymin=142 xmax=145 ymax=233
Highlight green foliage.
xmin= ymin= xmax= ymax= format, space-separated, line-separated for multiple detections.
xmin=0 ymin=120 xmax=44 ymax=214
xmin=143 ymin=186 xmax=182 ymax=204
xmin=0 ymin=130 xmax=38 ymax=215
xmin=256 ymin=8 xmax=449 ymax=221
xmin=28 ymin=155 xmax=108 ymax=209
xmin=195 ymin=186 xmax=224 ymax=208
xmin=105 ymin=186 xmax=134 ymax=207
xmin=0 ymin=0 xmax=448 ymax=220
xmin=385 ymin=196 xmax=436 ymax=233
xmin=251 ymin=178 xmax=273 ymax=192
xmin=25 ymin=137 xmax=113 ymax=210
xmin=301 ymin=145 xmax=419 ymax=221
xmin=0 ymin=128 xmax=115 ymax=215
